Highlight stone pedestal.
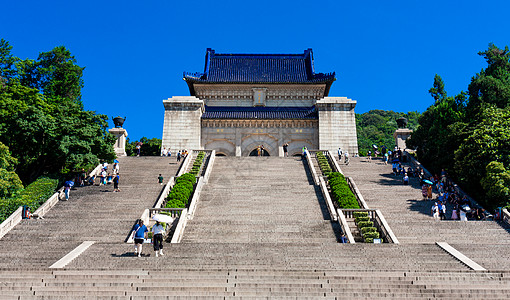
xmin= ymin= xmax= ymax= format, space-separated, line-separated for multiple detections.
xmin=393 ymin=128 xmax=413 ymax=150
xmin=109 ymin=128 xmax=128 ymax=156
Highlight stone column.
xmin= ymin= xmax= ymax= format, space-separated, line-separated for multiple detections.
xmin=316 ymin=97 xmax=358 ymax=155
xmin=393 ymin=128 xmax=413 ymax=150
xmin=109 ymin=128 xmax=128 ymax=156
xmin=162 ymin=96 xmax=204 ymax=153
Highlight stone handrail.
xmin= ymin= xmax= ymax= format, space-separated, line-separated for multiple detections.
xmin=346 ymin=177 xmax=369 ymax=209
xmin=304 ymin=150 xmax=320 ymax=185
xmin=187 ymin=177 xmax=204 ymax=220
xmin=154 ymin=177 xmax=175 ymax=209
xmin=171 ymin=208 xmax=189 ymax=243
xmin=319 ymin=177 xmax=338 ymax=221
xmin=148 ymin=207 xmax=185 ymax=219
xmin=341 ymin=209 xmax=399 ymax=244
xmin=33 ymin=187 xmax=64 ymax=218
xmin=0 ymin=206 xmax=23 ymax=240
xmin=503 ymin=208 xmax=510 ymax=226
xmin=176 ymin=151 xmax=194 ymax=177
xmin=0 ymin=163 xmax=102 ymax=240
xmin=202 ymin=150 xmax=216 ymax=183
xmin=326 ymin=150 xmax=343 ymax=175
xmin=337 ymin=209 xmax=355 ymax=243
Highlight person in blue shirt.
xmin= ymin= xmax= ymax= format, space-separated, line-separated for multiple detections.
xmin=132 ymin=219 xmax=148 ymax=257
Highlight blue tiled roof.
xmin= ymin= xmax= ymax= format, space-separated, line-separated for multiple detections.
xmin=202 ymin=106 xmax=318 ymax=120
xmin=184 ymin=48 xmax=335 ymax=84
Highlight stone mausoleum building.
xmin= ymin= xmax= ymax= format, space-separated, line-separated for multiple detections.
xmin=162 ymin=48 xmax=358 ymax=156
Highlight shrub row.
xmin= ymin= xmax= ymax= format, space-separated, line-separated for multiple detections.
xmin=189 ymin=152 xmax=205 ymax=176
xmin=316 ymin=152 xmax=332 ymax=175
xmin=0 ymin=177 xmax=58 ymax=223
xmin=327 ymin=172 xmax=360 ymax=209
xmin=165 ymin=173 xmax=196 ymax=208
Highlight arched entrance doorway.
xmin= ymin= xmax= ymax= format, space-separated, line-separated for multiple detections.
xmin=249 ymin=147 xmax=270 ymax=156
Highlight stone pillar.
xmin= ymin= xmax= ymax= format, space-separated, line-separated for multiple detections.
xmin=162 ymin=96 xmax=204 ymax=153
xmin=393 ymin=128 xmax=413 ymax=150
xmin=109 ymin=128 xmax=128 ymax=156
xmin=316 ymin=97 xmax=358 ymax=155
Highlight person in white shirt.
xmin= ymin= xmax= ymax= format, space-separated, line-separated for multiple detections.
xmin=152 ymin=221 xmax=165 ymax=257
xmin=161 ymin=148 xmax=168 ymax=157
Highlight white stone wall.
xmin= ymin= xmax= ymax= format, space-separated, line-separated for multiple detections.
xmin=317 ymin=97 xmax=358 ymax=155
xmin=162 ymin=96 xmax=204 ymax=153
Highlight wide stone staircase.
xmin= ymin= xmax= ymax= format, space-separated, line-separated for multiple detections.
xmin=339 ymin=156 xmax=510 ymax=270
xmin=181 ymin=156 xmax=337 ymax=244
xmin=0 ymin=156 xmax=181 ymax=268
xmin=1 ymin=155 xmax=510 ymax=298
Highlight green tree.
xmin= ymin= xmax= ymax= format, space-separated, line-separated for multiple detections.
xmin=467 ymin=44 xmax=510 ymax=112
xmin=0 ymin=40 xmax=116 ymax=183
xmin=126 ymin=137 xmax=162 ymax=156
xmin=481 ymin=161 xmax=510 ymax=207
xmin=0 ymin=142 xmax=23 ymax=198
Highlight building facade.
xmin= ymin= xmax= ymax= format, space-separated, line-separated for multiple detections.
xmin=162 ymin=48 xmax=358 ymax=156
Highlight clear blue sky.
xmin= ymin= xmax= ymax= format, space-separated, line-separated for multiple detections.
xmin=2 ymin=0 xmax=509 ymax=141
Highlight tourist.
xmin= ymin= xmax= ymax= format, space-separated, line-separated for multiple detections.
xmin=113 ymin=174 xmax=120 ymax=192
xmin=338 ymin=147 xmax=343 ymax=160
xmin=177 ymin=151 xmax=181 ymax=162
xmin=102 ymin=161 xmax=108 ymax=172
xmin=422 ymin=184 xmax=428 ymax=200
xmin=283 ymin=143 xmax=289 ymax=157
xmin=260 ymin=145 xmax=266 ymax=156
xmin=107 ymin=173 xmax=113 ymax=184
xmin=135 ymin=142 xmax=143 ymax=157
xmin=64 ymin=180 xmax=74 ymax=201
xmin=161 ymin=147 xmax=168 ymax=157
xmin=344 ymin=151 xmax=349 ymax=165
xmin=87 ymin=175 xmax=96 ymax=186
xmin=402 ymin=173 xmax=409 ymax=185
xmin=158 ymin=174 xmax=164 ymax=186
xmin=257 ymin=145 xmax=262 ymax=156
xmin=431 ymin=202 xmax=440 ymax=221
xmin=112 ymin=162 xmax=120 ymax=175
xmin=451 ymin=204 xmax=459 ymax=220
xmin=438 ymin=201 xmax=446 ymax=220
xmin=167 ymin=149 xmax=171 ymax=157
xmin=132 ymin=219 xmax=148 ymax=257
xmin=99 ymin=169 xmax=106 ymax=186
xmin=427 ymin=184 xmax=433 ymax=201
xmin=367 ymin=150 xmax=372 ymax=162
xmin=80 ymin=169 xmax=86 ymax=187
xmin=384 ymin=152 xmax=388 ymax=164
xmin=152 ymin=221 xmax=165 ymax=257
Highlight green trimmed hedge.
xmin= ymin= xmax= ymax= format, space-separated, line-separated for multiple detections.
xmin=316 ymin=152 xmax=332 ymax=176
xmin=165 ymin=173 xmax=196 ymax=208
xmin=355 ymin=216 xmax=370 ymax=223
xmin=357 ymin=221 xmax=374 ymax=228
xmin=189 ymin=152 xmax=205 ymax=176
xmin=361 ymin=227 xmax=378 ymax=235
xmin=0 ymin=177 xmax=58 ymax=222
xmin=353 ymin=211 xmax=368 ymax=218
xmin=327 ymin=172 xmax=360 ymax=209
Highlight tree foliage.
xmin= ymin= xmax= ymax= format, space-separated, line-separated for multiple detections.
xmin=409 ymin=44 xmax=510 ymax=209
xmin=356 ymin=110 xmax=420 ymax=154
xmin=126 ymin=137 xmax=162 ymax=156
xmin=0 ymin=38 xmax=116 ymax=184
